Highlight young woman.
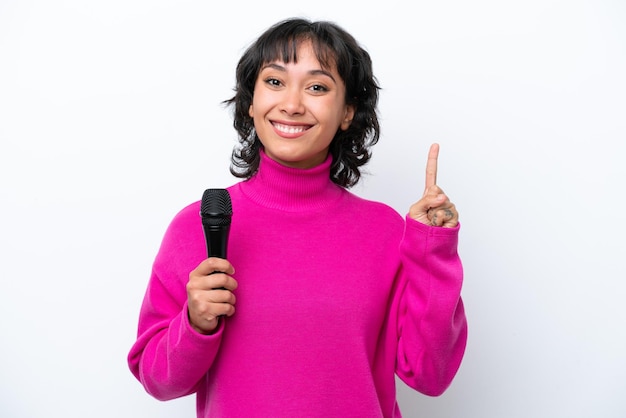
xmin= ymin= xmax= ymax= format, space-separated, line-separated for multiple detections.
xmin=128 ymin=17 xmax=467 ymax=417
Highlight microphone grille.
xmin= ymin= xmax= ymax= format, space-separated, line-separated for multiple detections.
xmin=200 ymin=188 xmax=232 ymax=226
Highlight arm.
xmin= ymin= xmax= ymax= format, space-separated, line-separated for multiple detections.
xmin=127 ymin=268 xmax=225 ymax=400
xmin=395 ymin=219 xmax=467 ymax=396
xmin=127 ymin=205 xmax=237 ymax=401
xmin=394 ymin=143 xmax=467 ymax=395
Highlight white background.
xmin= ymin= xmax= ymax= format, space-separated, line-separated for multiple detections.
xmin=1 ymin=0 xmax=625 ymax=417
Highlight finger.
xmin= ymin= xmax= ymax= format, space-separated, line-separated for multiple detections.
xmin=408 ymin=192 xmax=445 ymax=223
xmin=207 ymin=300 xmax=236 ymax=318
xmin=428 ymin=207 xmax=456 ymax=226
xmin=187 ymin=287 xmax=237 ymax=326
xmin=188 ymin=299 xmax=235 ymax=334
xmin=423 ymin=185 xmax=445 ymax=201
xmin=207 ymin=274 xmax=238 ymax=292
xmin=204 ymin=287 xmax=237 ymax=305
xmin=212 ymin=303 xmax=236 ymax=318
xmin=194 ymin=273 xmax=238 ymax=293
xmin=188 ymin=267 xmax=238 ymax=293
xmin=200 ymin=289 xmax=237 ymax=321
xmin=197 ymin=257 xmax=235 ymax=276
xmin=425 ymin=143 xmax=440 ymax=190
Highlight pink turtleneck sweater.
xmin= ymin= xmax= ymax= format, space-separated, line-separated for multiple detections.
xmin=128 ymin=152 xmax=467 ymax=417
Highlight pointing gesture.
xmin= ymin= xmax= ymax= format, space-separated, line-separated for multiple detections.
xmin=409 ymin=143 xmax=459 ymax=228
xmin=425 ymin=142 xmax=439 ymax=189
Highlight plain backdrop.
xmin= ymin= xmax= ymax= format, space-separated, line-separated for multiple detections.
xmin=1 ymin=0 xmax=625 ymax=417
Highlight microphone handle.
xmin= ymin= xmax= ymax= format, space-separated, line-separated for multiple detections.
xmin=205 ymin=224 xmax=230 ymax=259
xmin=203 ymin=224 xmax=230 ymax=295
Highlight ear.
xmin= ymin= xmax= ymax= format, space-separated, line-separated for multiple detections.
xmin=340 ymin=104 xmax=355 ymax=130
xmin=248 ymin=104 xmax=254 ymax=118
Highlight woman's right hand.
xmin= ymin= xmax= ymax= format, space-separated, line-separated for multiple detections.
xmin=187 ymin=258 xmax=238 ymax=334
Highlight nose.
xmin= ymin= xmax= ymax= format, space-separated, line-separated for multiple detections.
xmin=279 ymin=87 xmax=305 ymax=115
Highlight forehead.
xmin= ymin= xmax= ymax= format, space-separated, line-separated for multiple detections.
xmin=260 ymin=37 xmax=337 ymax=71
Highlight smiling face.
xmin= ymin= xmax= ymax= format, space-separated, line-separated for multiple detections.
xmin=248 ymin=40 xmax=355 ymax=169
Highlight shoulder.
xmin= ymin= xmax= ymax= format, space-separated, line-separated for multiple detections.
xmin=343 ymin=189 xmax=401 ymax=215
xmin=156 ymin=201 xmax=202 ymax=254
xmin=168 ymin=200 xmax=201 ymax=230
xmin=341 ymin=190 xmax=404 ymax=225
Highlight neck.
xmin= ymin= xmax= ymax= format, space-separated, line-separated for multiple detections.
xmin=238 ymin=151 xmax=343 ymax=212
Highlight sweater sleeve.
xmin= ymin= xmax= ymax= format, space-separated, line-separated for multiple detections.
xmin=127 ymin=205 xmax=224 ymax=401
xmin=394 ymin=216 xmax=468 ymax=396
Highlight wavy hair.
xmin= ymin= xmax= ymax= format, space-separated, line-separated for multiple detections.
xmin=224 ymin=18 xmax=381 ymax=188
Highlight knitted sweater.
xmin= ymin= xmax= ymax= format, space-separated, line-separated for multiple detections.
xmin=128 ymin=151 xmax=467 ymax=417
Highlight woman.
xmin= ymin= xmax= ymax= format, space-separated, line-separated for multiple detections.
xmin=128 ymin=17 xmax=467 ymax=417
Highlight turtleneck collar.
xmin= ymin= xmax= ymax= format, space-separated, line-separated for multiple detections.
xmin=237 ymin=150 xmax=344 ymax=212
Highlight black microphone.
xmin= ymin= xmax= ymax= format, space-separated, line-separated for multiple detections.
xmin=200 ymin=188 xmax=232 ymax=259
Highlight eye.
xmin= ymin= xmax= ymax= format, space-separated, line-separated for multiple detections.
xmin=264 ymin=77 xmax=282 ymax=87
xmin=308 ymin=84 xmax=329 ymax=93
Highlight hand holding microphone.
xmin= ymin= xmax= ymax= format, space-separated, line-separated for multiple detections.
xmin=187 ymin=189 xmax=238 ymax=334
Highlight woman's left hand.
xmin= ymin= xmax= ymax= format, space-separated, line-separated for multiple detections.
xmin=409 ymin=143 xmax=459 ymax=228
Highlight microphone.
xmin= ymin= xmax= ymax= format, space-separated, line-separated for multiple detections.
xmin=200 ymin=188 xmax=232 ymax=259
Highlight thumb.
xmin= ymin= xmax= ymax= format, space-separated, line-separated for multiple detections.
xmin=409 ymin=189 xmax=446 ymax=222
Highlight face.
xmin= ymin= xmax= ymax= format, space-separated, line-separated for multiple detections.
xmin=248 ymin=41 xmax=355 ymax=169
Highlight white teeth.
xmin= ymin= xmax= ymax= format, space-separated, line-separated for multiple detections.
xmin=274 ymin=123 xmax=307 ymax=134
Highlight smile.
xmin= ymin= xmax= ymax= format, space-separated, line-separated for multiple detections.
xmin=272 ymin=122 xmax=311 ymax=135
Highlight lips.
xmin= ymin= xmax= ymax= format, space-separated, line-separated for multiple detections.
xmin=272 ymin=122 xmax=311 ymax=135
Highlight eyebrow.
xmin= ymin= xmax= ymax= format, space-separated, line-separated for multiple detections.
xmin=261 ymin=63 xmax=337 ymax=83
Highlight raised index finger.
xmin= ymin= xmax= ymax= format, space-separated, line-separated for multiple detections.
xmin=425 ymin=143 xmax=440 ymax=189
